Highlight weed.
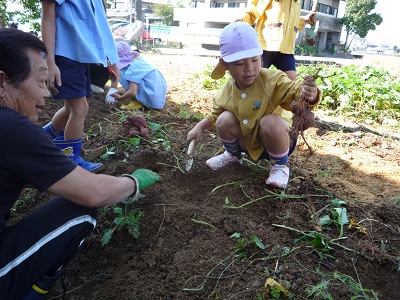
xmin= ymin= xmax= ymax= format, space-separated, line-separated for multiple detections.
xmin=334 ymin=271 xmax=379 ymax=299
xmin=86 ymin=122 xmax=103 ymax=139
xmin=394 ymin=195 xmax=400 ymax=205
xmin=100 ymin=146 xmax=116 ymax=160
xmin=101 ymin=204 xmax=144 ymax=246
xmin=230 ymin=232 xmax=265 ymax=260
xmin=11 ymin=188 xmax=36 ymax=214
xmin=230 ymin=232 xmax=248 ymax=259
xmin=318 ymin=198 xmax=349 ymax=238
xmin=306 ymin=278 xmax=333 ymax=299
xmin=201 ymin=64 xmax=229 ymax=90
xmin=119 ymin=137 xmax=141 ymax=148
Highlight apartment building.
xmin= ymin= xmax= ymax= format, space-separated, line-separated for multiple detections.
xmin=174 ymin=0 xmax=344 ymax=51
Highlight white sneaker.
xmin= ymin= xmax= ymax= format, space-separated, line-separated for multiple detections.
xmin=266 ymin=164 xmax=290 ymax=188
xmin=91 ymin=84 xmax=104 ymax=93
xmin=206 ymin=151 xmax=239 ymax=170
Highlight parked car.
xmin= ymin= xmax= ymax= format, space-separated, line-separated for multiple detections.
xmin=111 ymin=21 xmax=130 ymax=32
xmin=113 ymin=23 xmax=131 ymax=37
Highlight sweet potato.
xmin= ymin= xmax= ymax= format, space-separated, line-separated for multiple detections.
xmin=140 ymin=126 xmax=150 ymax=137
xmin=129 ymin=128 xmax=141 ymax=137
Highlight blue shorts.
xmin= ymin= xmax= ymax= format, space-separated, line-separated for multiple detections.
xmin=262 ymin=51 xmax=296 ymax=72
xmin=243 ymin=138 xmax=298 ymax=160
xmin=52 ymin=56 xmax=92 ymax=100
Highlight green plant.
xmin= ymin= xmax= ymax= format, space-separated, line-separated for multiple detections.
xmin=270 ymin=286 xmax=282 ymax=298
xmin=201 ymin=64 xmax=229 ymax=90
xmin=319 ymin=199 xmax=349 ymax=238
xmin=101 ymin=205 xmax=144 ymax=246
xmin=306 ymin=268 xmax=379 ymax=300
xmin=178 ymin=107 xmax=202 ymax=122
xmin=11 ymin=188 xmax=36 ymax=214
xmin=294 ymin=231 xmax=335 ymax=260
xmin=295 ymin=44 xmax=320 ymax=56
xmin=306 ymin=278 xmax=334 ymax=299
xmin=297 ymin=64 xmax=400 ymax=125
xmin=230 ymin=232 xmax=248 ymax=259
xmin=86 ymin=122 xmax=103 ymax=139
xmin=230 ymin=233 xmax=265 ymax=259
xmin=100 ymin=146 xmax=116 ymax=160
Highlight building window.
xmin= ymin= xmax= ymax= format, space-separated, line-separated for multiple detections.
xmin=317 ymin=4 xmax=338 ymax=17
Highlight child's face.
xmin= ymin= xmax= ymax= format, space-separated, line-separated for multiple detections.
xmin=224 ymin=56 xmax=262 ymax=90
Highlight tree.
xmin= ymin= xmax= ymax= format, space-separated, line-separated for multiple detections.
xmin=340 ymin=0 xmax=383 ymax=52
xmin=0 ymin=0 xmax=41 ymax=29
xmin=151 ymin=2 xmax=174 ymax=26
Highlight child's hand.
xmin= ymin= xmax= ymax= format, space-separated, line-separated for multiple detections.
xmin=187 ymin=119 xmax=211 ymax=143
xmin=187 ymin=126 xmax=204 ymax=144
xmin=111 ymin=92 xmax=124 ymax=101
xmin=301 ymin=79 xmax=318 ymax=104
xmin=46 ymin=63 xmax=61 ymax=95
xmin=105 ymin=88 xmax=118 ymax=104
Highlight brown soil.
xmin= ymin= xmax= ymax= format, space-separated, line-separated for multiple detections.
xmin=19 ymin=52 xmax=400 ymax=299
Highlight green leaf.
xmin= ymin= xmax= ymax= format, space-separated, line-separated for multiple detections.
xmin=319 ymin=215 xmax=332 ymax=226
xmin=334 ymin=207 xmax=349 ymax=225
xmin=331 ymin=198 xmax=347 ymax=207
xmin=128 ymin=225 xmax=140 ymax=239
xmin=148 ymin=122 xmax=161 ymax=131
xmin=113 ymin=207 xmax=123 ymax=214
xmin=114 ymin=216 xmax=125 ymax=226
xmin=101 ymin=229 xmax=113 ymax=246
xmin=128 ymin=137 xmax=140 ymax=147
xmin=250 ymin=234 xmax=265 ymax=250
xmin=230 ymin=232 xmax=241 ymax=239
xmin=312 ymin=233 xmax=325 ymax=248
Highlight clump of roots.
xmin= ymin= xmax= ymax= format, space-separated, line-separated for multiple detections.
xmin=288 ymin=73 xmax=320 ymax=155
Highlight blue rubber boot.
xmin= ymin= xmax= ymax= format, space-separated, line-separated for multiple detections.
xmin=22 ymin=269 xmax=63 ymax=300
xmin=53 ymin=137 xmax=102 ymax=173
xmin=43 ymin=122 xmax=64 ymax=138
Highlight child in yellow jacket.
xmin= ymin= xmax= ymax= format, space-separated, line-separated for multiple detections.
xmin=187 ymin=22 xmax=321 ymax=188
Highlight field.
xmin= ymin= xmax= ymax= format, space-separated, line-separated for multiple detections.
xmin=16 ymin=52 xmax=400 ymax=299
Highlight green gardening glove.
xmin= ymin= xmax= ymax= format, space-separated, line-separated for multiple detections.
xmin=132 ymin=169 xmax=161 ymax=192
xmin=121 ymin=169 xmax=161 ymax=204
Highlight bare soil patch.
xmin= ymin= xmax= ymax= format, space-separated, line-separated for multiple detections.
xmin=18 ymin=52 xmax=400 ymax=299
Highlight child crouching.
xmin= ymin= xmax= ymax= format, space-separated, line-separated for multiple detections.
xmin=187 ymin=22 xmax=321 ymax=188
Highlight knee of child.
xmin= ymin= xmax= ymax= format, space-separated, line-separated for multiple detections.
xmin=216 ymin=111 xmax=239 ymax=127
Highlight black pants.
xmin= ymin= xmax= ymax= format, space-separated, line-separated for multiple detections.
xmin=89 ymin=63 xmax=110 ymax=88
xmin=0 ymin=196 xmax=97 ymax=299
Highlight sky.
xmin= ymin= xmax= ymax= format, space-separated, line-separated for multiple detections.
xmin=339 ymin=0 xmax=398 ymax=46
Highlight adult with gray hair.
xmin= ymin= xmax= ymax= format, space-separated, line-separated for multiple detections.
xmin=0 ymin=28 xmax=160 ymax=299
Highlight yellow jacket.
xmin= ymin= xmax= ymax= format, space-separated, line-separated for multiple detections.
xmin=206 ymin=69 xmax=321 ymax=160
xmin=240 ymin=0 xmax=306 ymax=54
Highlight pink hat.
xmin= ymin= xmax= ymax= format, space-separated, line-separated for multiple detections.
xmin=115 ymin=41 xmax=140 ymax=69
xmin=211 ymin=22 xmax=263 ymax=79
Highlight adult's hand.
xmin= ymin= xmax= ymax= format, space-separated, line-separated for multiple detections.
xmin=121 ymin=169 xmax=161 ymax=203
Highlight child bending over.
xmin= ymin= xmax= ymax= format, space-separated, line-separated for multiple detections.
xmin=106 ymin=41 xmax=167 ymax=110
